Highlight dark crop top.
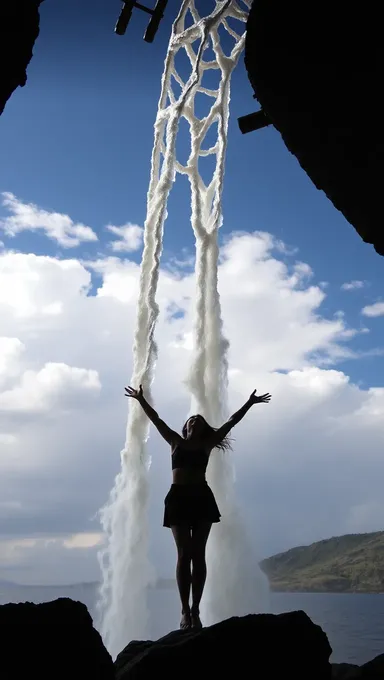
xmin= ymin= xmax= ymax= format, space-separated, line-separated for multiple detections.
xmin=171 ymin=444 xmax=209 ymax=472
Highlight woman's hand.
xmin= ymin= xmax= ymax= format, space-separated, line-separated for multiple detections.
xmin=249 ymin=389 xmax=271 ymax=405
xmin=124 ymin=384 xmax=144 ymax=400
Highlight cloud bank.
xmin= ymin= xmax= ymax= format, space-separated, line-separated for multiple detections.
xmin=0 ymin=228 xmax=383 ymax=584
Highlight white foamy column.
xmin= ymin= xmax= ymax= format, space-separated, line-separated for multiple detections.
xmin=98 ymin=0 xmax=268 ymax=659
xmin=96 ymin=1 xmax=220 ymax=657
xmin=175 ymin=1 xmax=270 ymax=623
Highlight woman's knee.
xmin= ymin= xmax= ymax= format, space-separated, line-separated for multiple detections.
xmin=177 ymin=542 xmax=192 ymax=562
xmin=191 ymin=547 xmax=206 ymax=569
xmin=172 ymin=526 xmax=192 ymax=562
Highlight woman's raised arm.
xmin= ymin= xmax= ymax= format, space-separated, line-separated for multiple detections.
xmin=207 ymin=389 xmax=271 ymax=448
xmin=125 ymin=385 xmax=181 ymax=446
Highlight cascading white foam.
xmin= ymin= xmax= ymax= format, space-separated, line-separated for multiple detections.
xmin=177 ymin=1 xmax=270 ymax=624
xmin=98 ymin=0 xmax=268 ymax=659
xmin=97 ymin=3 xmax=209 ymax=656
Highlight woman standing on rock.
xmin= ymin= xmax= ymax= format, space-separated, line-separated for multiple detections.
xmin=125 ymin=384 xmax=271 ymax=630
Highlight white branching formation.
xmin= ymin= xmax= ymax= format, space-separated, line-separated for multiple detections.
xmin=97 ymin=0 xmax=267 ymax=660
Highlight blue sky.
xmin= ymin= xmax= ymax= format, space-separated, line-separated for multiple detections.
xmin=0 ymin=0 xmax=384 ymax=587
xmin=1 ymin=1 xmax=382 ymax=387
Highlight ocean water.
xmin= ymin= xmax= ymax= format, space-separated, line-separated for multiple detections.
xmin=0 ymin=583 xmax=383 ymax=665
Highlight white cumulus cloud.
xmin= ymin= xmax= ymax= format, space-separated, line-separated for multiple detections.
xmin=361 ymin=301 xmax=384 ymax=317
xmin=0 ymin=252 xmax=91 ymax=317
xmin=0 ymin=337 xmax=25 ymax=385
xmin=106 ymin=222 xmax=143 ymax=252
xmin=341 ymin=280 xmax=365 ymax=291
xmin=0 ymin=362 xmax=101 ymax=414
xmin=0 ymin=229 xmax=383 ymax=584
xmin=0 ymin=192 xmax=98 ymax=248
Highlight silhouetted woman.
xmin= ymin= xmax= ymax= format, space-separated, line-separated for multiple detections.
xmin=125 ymin=384 xmax=271 ymax=630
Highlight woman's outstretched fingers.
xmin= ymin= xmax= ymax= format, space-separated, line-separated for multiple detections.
xmin=249 ymin=388 xmax=272 ymax=404
xmin=124 ymin=385 xmax=144 ymax=400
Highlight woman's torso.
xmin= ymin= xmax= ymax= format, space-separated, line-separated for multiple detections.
xmin=171 ymin=439 xmax=211 ymax=485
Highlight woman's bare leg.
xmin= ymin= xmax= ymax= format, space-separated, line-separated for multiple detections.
xmin=171 ymin=524 xmax=192 ymax=629
xmin=190 ymin=522 xmax=212 ymax=628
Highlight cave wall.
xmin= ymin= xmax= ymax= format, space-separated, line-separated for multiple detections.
xmin=245 ymin=0 xmax=384 ymax=256
xmin=0 ymin=1 xmax=44 ymax=116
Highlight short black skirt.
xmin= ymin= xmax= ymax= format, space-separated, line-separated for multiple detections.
xmin=163 ymin=482 xmax=221 ymax=528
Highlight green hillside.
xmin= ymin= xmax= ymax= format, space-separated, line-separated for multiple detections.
xmin=260 ymin=531 xmax=384 ymax=593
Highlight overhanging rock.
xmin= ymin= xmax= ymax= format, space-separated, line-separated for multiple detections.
xmin=245 ymin=0 xmax=384 ymax=256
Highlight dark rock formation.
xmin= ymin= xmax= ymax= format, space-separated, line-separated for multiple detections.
xmin=0 ymin=1 xmax=44 ymax=116
xmin=332 ymin=654 xmax=384 ymax=679
xmin=115 ymin=610 xmax=333 ymax=679
xmin=332 ymin=663 xmax=361 ymax=679
xmin=0 ymin=597 xmax=114 ymax=680
xmin=0 ymin=598 xmax=382 ymax=680
xmin=245 ymin=1 xmax=384 ymax=256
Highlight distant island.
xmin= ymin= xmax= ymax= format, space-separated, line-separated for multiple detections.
xmin=2 ymin=533 xmax=384 ymax=595
xmin=260 ymin=531 xmax=384 ymax=593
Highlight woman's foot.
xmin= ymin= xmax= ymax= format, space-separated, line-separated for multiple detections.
xmin=191 ymin=607 xmax=203 ymax=629
xmin=180 ymin=610 xmax=191 ymax=630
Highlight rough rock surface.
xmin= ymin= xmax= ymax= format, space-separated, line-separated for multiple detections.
xmin=0 ymin=1 xmax=44 ymax=116
xmin=115 ymin=610 xmax=333 ymax=679
xmin=332 ymin=654 xmax=384 ymax=679
xmin=332 ymin=663 xmax=361 ymax=679
xmin=245 ymin=0 xmax=384 ymax=256
xmin=0 ymin=597 xmax=114 ymax=680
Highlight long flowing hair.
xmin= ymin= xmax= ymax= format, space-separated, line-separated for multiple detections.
xmin=182 ymin=415 xmax=232 ymax=452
